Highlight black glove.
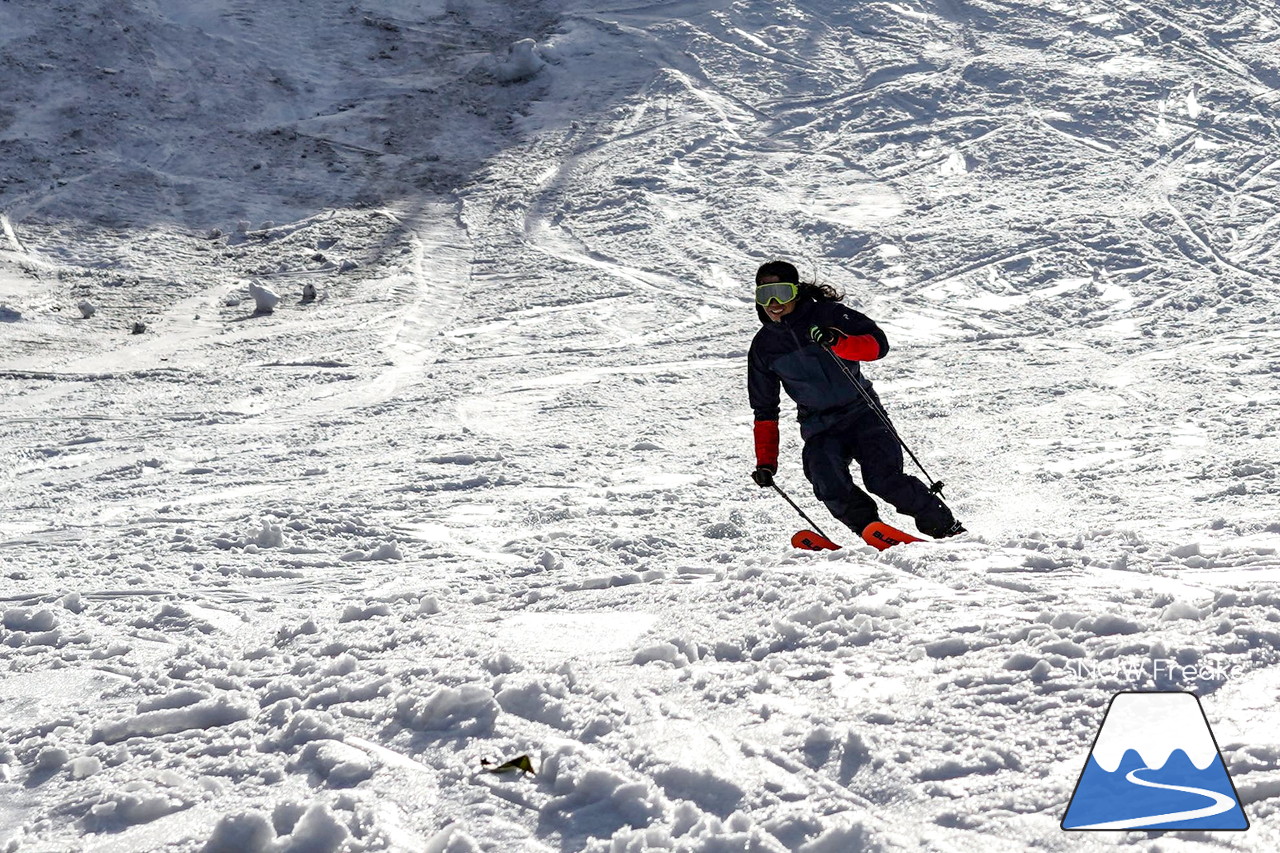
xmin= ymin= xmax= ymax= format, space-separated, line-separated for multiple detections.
xmin=809 ymin=326 xmax=840 ymax=348
xmin=751 ymin=466 xmax=775 ymax=488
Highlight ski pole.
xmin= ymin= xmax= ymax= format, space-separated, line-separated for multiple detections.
xmin=817 ymin=342 xmax=948 ymax=497
xmin=770 ymin=482 xmax=833 ymax=542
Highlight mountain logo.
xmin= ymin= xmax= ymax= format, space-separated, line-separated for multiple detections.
xmin=1062 ymin=692 xmax=1249 ymax=831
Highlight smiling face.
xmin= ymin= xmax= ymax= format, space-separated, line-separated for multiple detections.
xmin=757 ymin=274 xmax=797 ymax=322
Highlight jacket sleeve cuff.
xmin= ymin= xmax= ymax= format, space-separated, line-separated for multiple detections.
xmin=753 ymin=420 xmax=779 ymax=469
xmin=831 ymin=333 xmax=884 ymax=361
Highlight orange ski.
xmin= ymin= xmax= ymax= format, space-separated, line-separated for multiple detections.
xmin=791 ymin=530 xmax=841 ymax=551
xmin=860 ymin=521 xmax=922 ymax=551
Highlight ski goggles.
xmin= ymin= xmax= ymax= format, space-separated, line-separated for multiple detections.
xmin=755 ymin=282 xmax=799 ymax=306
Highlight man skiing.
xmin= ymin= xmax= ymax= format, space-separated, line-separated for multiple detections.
xmin=747 ymin=260 xmax=963 ymax=546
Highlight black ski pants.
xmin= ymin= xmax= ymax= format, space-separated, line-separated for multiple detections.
xmin=801 ymin=407 xmax=949 ymax=535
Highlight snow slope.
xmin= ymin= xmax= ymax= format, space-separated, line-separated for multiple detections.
xmin=3 ymin=0 xmax=1280 ymax=850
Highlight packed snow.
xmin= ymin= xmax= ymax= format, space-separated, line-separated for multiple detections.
xmin=2 ymin=0 xmax=1280 ymax=850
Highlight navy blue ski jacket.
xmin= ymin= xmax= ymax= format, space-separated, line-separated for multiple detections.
xmin=748 ymin=296 xmax=889 ymax=441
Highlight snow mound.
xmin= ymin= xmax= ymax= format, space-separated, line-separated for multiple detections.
xmin=2 ymin=608 xmax=58 ymax=631
xmin=394 ymin=685 xmax=499 ymax=735
xmin=492 ymin=39 xmax=546 ymax=83
xmin=91 ymin=694 xmax=253 ymax=744
xmin=293 ymin=740 xmax=376 ymax=787
xmin=203 ymin=802 xmax=352 ymax=853
xmin=248 ymin=281 xmax=281 ymax=314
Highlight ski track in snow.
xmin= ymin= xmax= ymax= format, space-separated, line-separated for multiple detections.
xmin=2 ymin=0 xmax=1280 ymax=850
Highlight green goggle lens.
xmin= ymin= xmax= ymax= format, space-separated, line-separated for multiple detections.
xmin=755 ymin=282 xmax=799 ymax=306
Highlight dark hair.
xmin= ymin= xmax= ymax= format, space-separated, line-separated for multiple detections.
xmin=754 ymin=260 xmax=843 ymax=302
xmin=755 ymin=260 xmax=799 ymax=285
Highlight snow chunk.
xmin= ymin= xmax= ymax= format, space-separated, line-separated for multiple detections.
xmin=652 ymin=764 xmax=744 ymax=815
xmin=87 ymin=787 xmax=189 ymax=828
xmin=256 ymin=519 xmax=285 ymax=548
xmin=798 ymin=818 xmax=882 ymax=853
xmin=424 ymin=825 xmax=483 ymax=853
xmin=609 ymin=808 xmax=782 ymax=850
xmin=788 ymin=603 xmax=833 ymax=627
xmin=1038 ymin=638 xmax=1086 ymax=658
xmin=493 ymin=39 xmax=545 ymax=83
xmin=202 ymin=811 xmax=275 ymax=853
xmin=339 ymin=602 xmax=391 ymax=622
xmin=137 ymin=688 xmax=209 ymax=713
xmin=248 ymin=280 xmax=281 ymax=313
xmin=633 ymin=643 xmax=690 ymax=667
xmin=395 ymin=684 xmax=498 ymax=734
xmin=34 ymin=745 xmax=69 ymax=771
xmin=60 ymin=592 xmax=87 ymax=613
xmin=69 ymin=756 xmax=102 ymax=779
xmin=535 ymin=549 xmax=563 ymax=571
xmin=924 ymin=638 xmax=970 ymax=658
xmin=295 ymin=739 xmax=375 ymax=787
xmin=340 ymin=541 xmax=404 ymax=562
xmin=494 ymin=677 xmax=571 ymax=727
xmin=1160 ymin=600 xmax=1206 ymax=621
xmin=275 ymin=711 xmax=344 ymax=749
xmin=91 ymin=694 xmax=253 ymax=744
xmin=485 ymin=653 xmax=520 ymax=675
xmin=565 ymin=571 xmax=645 ymax=591
xmin=1076 ymin=613 xmax=1142 ymax=636
xmin=1003 ymin=652 xmax=1041 ymax=671
xmin=132 ymin=602 xmax=214 ymax=634
xmin=21 ymin=628 xmax=69 ymax=647
xmin=322 ymin=653 xmax=358 ymax=678
xmin=544 ymin=765 xmax=664 ymax=833
xmin=2 ymin=607 xmax=58 ymax=632
xmin=704 ymin=522 xmax=744 ymax=539
xmin=1049 ymin=611 xmax=1088 ymax=629
xmin=276 ymin=802 xmax=351 ymax=852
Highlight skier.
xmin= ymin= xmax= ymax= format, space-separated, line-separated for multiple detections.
xmin=748 ymin=260 xmax=963 ymax=544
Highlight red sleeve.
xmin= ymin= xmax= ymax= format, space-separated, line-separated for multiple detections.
xmin=831 ymin=333 xmax=884 ymax=361
xmin=753 ymin=420 xmax=779 ymax=469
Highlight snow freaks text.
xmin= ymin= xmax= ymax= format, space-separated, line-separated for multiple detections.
xmin=1062 ymin=657 xmax=1236 ymax=685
